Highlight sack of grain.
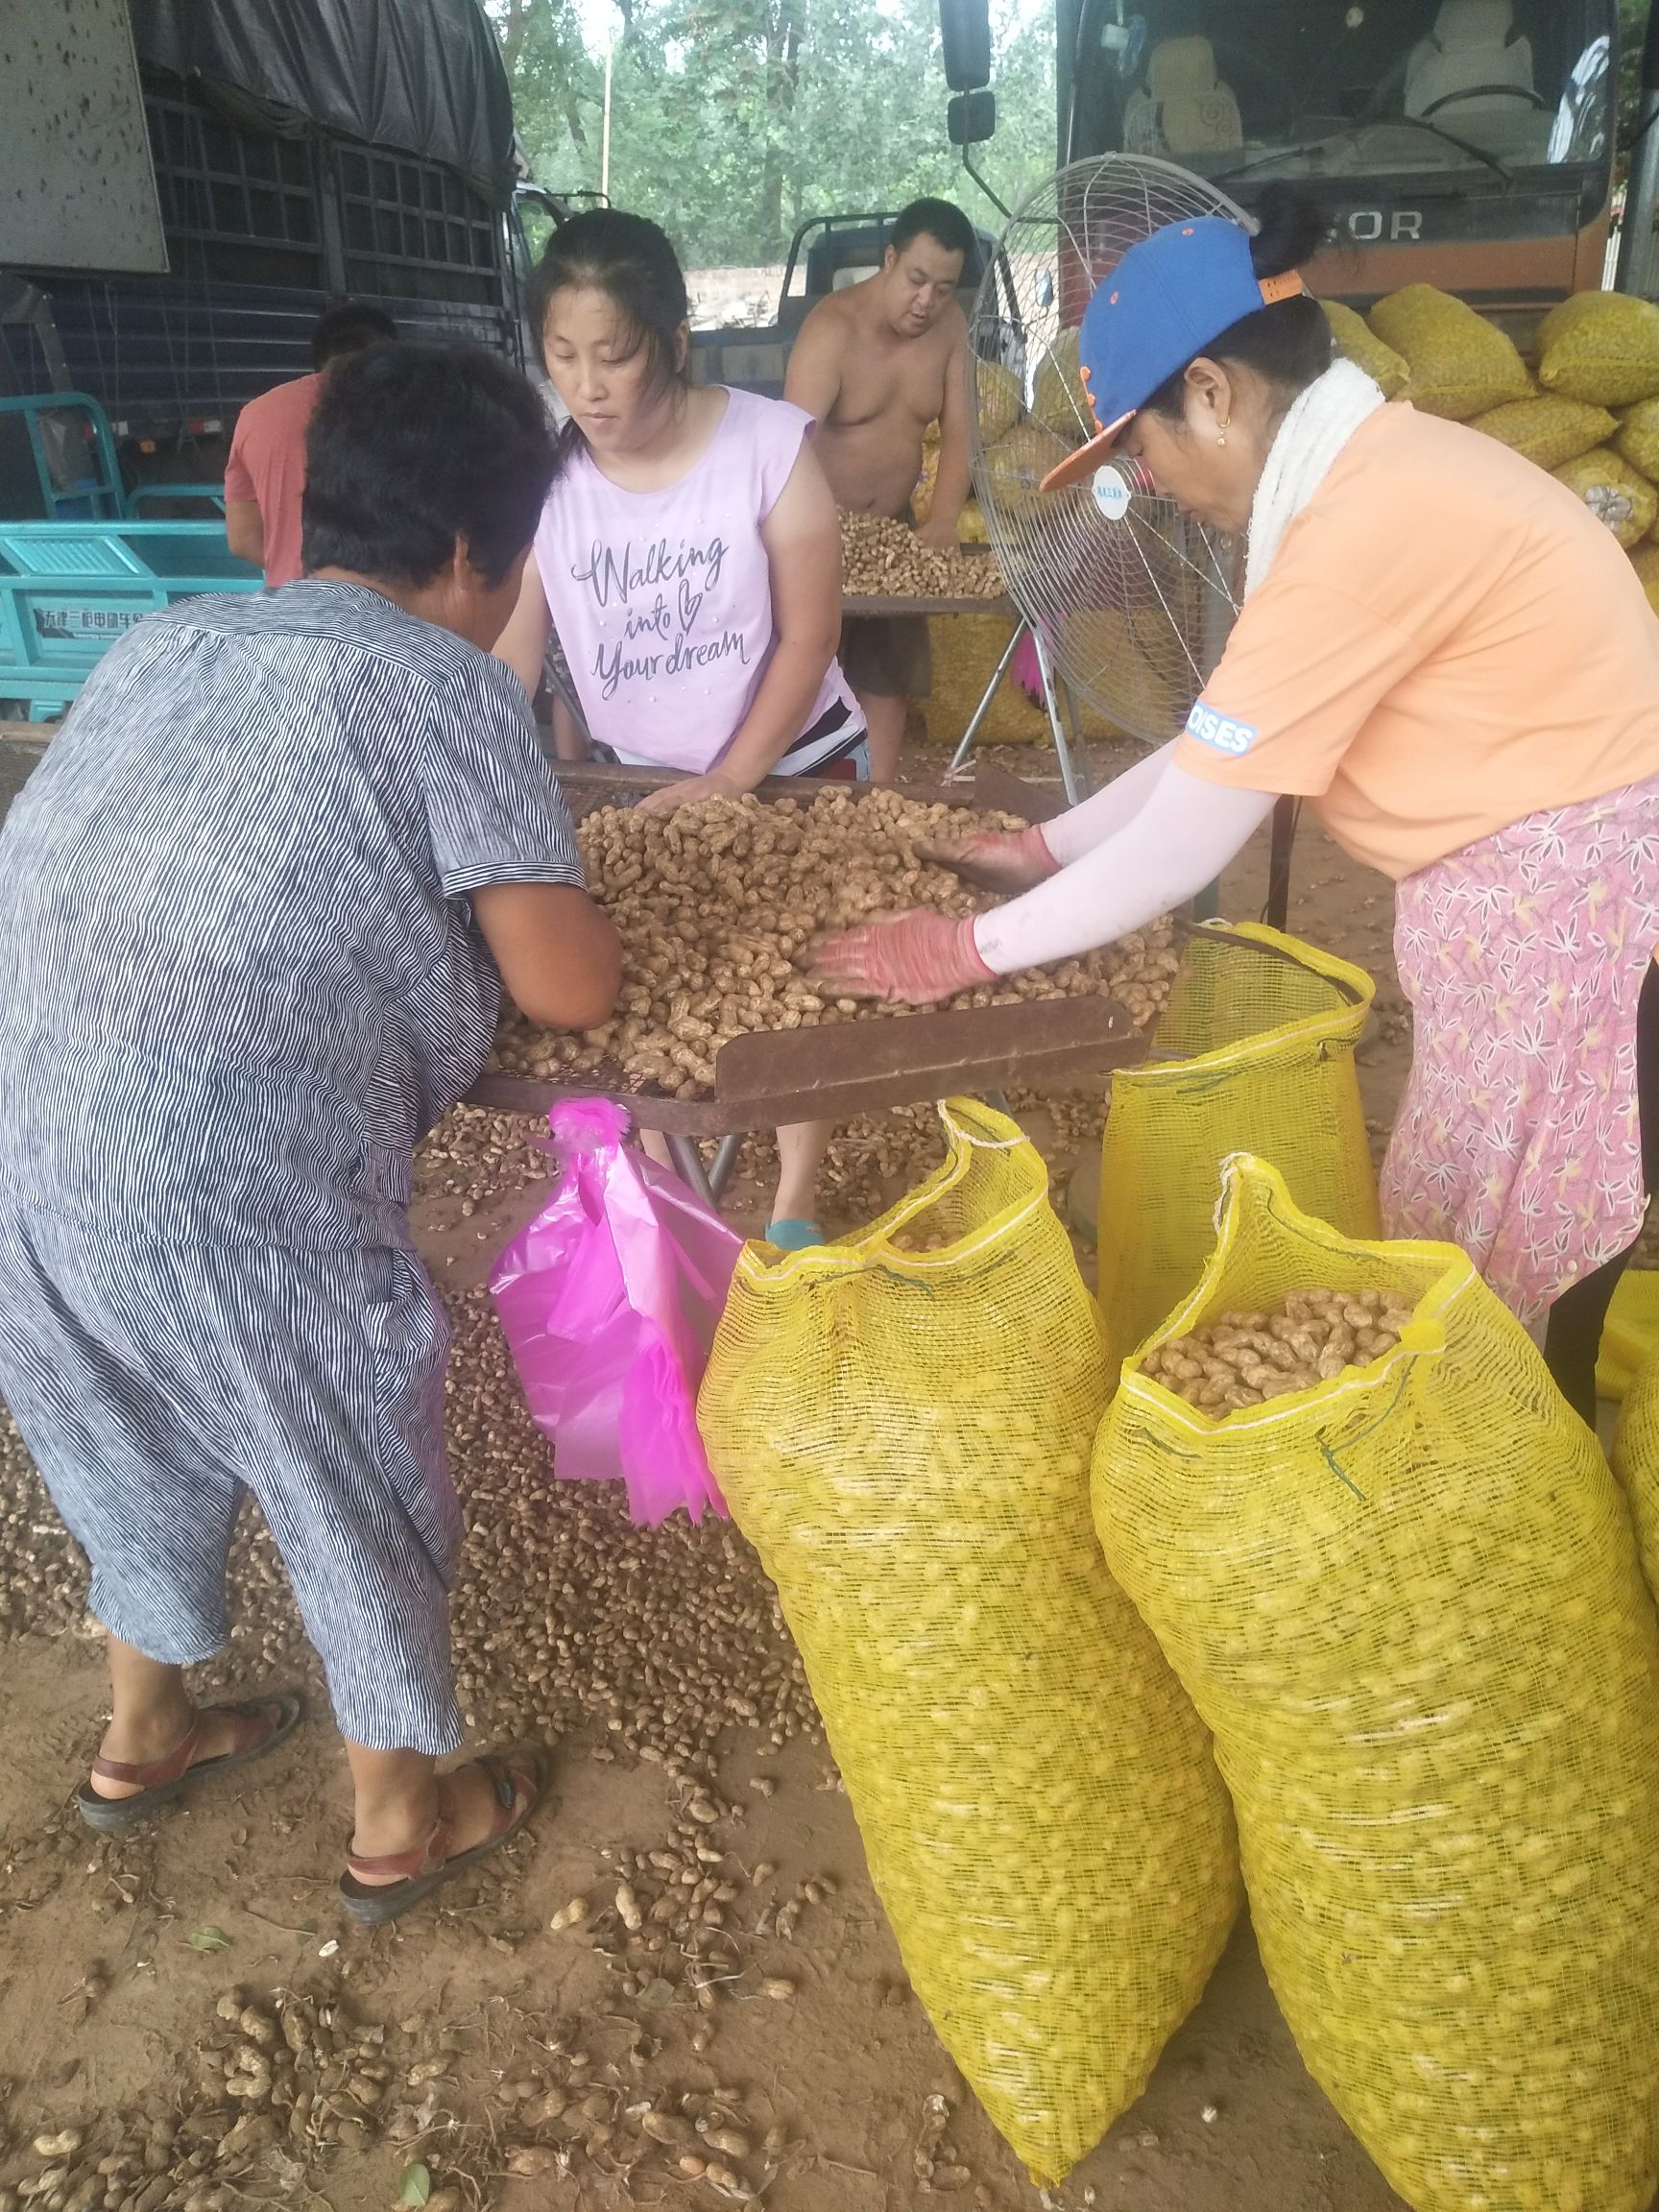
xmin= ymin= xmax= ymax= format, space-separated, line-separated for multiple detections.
xmin=922 ymin=613 xmax=1044 ymax=746
xmin=1095 ymin=1152 xmax=1659 ymax=2212
xmin=976 ymin=356 xmax=1022 ymax=443
xmin=1552 ymin=446 xmax=1659 ymax=547
xmin=1471 ymin=394 xmax=1616 ymax=470
xmin=1322 ymin=300 xmax=1409 ymax=399
xmin=1632 ymin=539 xmax=1659 ymax=616
xmin=1618 ymin=396 xmax=1659 ymax=482
xmin=1034 ymin=326 xmax=1090 ymax=441
xmin=1539 ymin=290 xmax=1659 ymax=408
xmin=700 ymin=1099 xmax=1241 ymax=2184
xmin=959 ymin=494 xmax=989 ymax=544
xmin=1096 ymin=923 xmax=1379 ymax=1365
xmin=1367 ymin=284 xmax=1531 ymax=419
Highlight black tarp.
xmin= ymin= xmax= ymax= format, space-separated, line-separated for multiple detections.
xmin=128 ymin=0 xmax=517 ymax=204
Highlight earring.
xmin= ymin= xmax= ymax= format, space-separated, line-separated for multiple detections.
xmin=1215 ymin=421 xmax=1230 ymax=447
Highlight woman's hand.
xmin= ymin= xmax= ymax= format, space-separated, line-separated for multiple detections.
xmin=807 ymin=909 xmax=993 ymax=1004
xmin=635 ymin=770 xmax=748 ymax=815
xmin=916 ymin=825 xmax=1058 ymax=894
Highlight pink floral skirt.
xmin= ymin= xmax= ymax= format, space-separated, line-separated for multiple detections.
xmin=1381 ymin=776 xmax=1659 ymax=1323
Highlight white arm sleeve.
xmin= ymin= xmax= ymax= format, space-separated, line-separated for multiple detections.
xmin=974 ymin=760 xmax=1277 ymax=974
xmin=1040 ymin=738 xmax=1178 ymax=867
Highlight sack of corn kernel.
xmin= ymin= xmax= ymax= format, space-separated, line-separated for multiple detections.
xmin=1614 ymin=1336 xmax=1659 ymax=1603
xmin=1094 ymin=1153 xmax=1659 ymax=2212
xmin=700 ymin=1098 xmax=1241 ymax=2184
xmin=976 ymin=356 xmax=1022 ymax=443
xmin=1618 ymin=395 xmax=1659 ymax=481
xmin=1552 ymin=446 xmax=1659 ymax=548
xmin=1322 ymin=299 xmax=1410 ymax=399
xmin=1470 ymin=393 xmax=1616 ymax=470
xmin=1033 ymin=327 xmax=1089 ymax=441
xmin=1096 ymin=923 xmax=1379 ymax=1366
xmin=1539 ymin=289 xmax=1659 ymax=408
xmin=1366 ymin=284 xmax=1531 ymax=420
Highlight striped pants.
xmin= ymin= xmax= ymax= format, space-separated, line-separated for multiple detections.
xmin=0 ymin=1210 xmax=464 ymax=1754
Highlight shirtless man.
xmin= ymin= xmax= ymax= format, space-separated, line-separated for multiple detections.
xmin=785 ymin=198 xmax=974 ymax=780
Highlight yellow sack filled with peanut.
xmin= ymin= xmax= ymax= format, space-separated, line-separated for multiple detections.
xmin=1613 ymin=1334 xmax=1659 ymax=1600
xmin=1096 ymin=923 xmax=1379 ymax=1366
xmin=1034 ymin=326 xmax=1089 ymax=441
xmin=1471 ymin=394 xmax=1616 ymax=470
xmin=700 ymin=1099 xmax=1241 ymax=2184
xmin=978 ymin=418 xmax=1072 ymax=517
xmin=1322 ymin=299 xmax=1410 ymax=399
xmin=1631 ymin=539 xmax=1659 ymax=616
xmin=1539 ymin=289 xmax=1659 ymax=407
xmin=922 ymin=613 xmax=1045 ymax=745
xmin=1367 ymin=284 xmax=1531 ymax=420
xmin=976 ymin=356 xmax=1022 ymax=443
xmin=1552 ymin=446 xmax=1659 ymax=547
xmin=1094 ymin=1154 xmax=1659 ymax=2212
xmin=1617 ymin=395 xmax=1659 ymax=481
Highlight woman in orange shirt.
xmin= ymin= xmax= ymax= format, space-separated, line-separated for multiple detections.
xmin=813 ymin=189 xmax=1659 ymax=1423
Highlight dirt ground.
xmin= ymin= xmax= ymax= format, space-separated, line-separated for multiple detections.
xmin=0 ymin=733 xmax=1424 ymax=2212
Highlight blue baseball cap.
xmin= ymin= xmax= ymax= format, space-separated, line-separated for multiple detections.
xmin=1040 ymin=215 xmax=1305 ymax=494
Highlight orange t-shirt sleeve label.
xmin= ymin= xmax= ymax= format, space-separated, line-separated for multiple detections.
xmin=1174 ymin=572 xmax=1426 ymax=800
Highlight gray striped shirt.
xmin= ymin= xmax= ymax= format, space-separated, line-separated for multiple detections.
xmin=0 ymin=580 xmax=582 ymax=1245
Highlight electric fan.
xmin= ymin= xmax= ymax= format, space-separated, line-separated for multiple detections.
xmin=969 ymin=155 xmax=1250 ymax=744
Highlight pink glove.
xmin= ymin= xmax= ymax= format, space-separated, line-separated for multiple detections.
xmin=915 ymin=824 xmax=1058 ymax=894
xmin=808 ymin=910 xmax=995 ymax=1004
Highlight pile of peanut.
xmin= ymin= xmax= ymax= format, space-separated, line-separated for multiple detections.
xmin=490 ymin=786 xmax=1178 ymax=1097
xmin=1143 ymin=1288 xmax=1415 ymax=1414
xmin=840 ymin=511 xmax=1005 ymax=600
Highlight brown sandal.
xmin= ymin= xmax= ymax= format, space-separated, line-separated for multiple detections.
xmin=338 ymin=1748 xmax=547 ymax=1927
xmin=76 ymin=1695 xmax=303 ymax=1834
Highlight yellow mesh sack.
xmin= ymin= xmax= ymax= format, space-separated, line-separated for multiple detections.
xmin=1096 ymin=923 xmax=1379 ymax=1366
xmin=1471 ymin=394 xmax=1616 ymax=469
xmin=1613 ymin=1335 xmax=1659 ymax=1600
xmin=1094 ymin=1154 xmax=1659 ymax=2212
xmin=1033 ymin=327 xmax=1089 ymax=441
xmin=1539 ymin=290 xmax=1659 ymax=408
xmin=699 ymin=1099 xmax=1241 ymax=2184
xmin=976 ymin=357 xmax=1022 ymax=443
xmin=1322 ymin=299 xmax=1410 ymax=399
xmin=922 ymin=613 xmax=1045 ymax=745
xmin=1618 ymin=395 xmax=1659 ymax=481
xmin=1366 ymin=284 xmax=1531 ymax=420
xmin=977 ymin=418 xmax=1072 ymax=517
xmin=1631 ymin=540 xmax=1659 ymax=616
xmin=1552 ymin=446 xmax=1659 ymax=548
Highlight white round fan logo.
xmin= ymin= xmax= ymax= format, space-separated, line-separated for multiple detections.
xmin=1091 ymin=464 xmax=1137 ymax=521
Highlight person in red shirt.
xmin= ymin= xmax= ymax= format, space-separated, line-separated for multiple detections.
xmin=225 ymin=301 xmax=397 ymax=586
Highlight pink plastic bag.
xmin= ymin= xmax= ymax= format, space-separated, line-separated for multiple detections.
xmin=489 ymin=1099 xmax=741 ymax=1525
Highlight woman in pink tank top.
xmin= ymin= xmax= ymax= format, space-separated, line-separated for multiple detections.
xmin=493 ymin=209 xmax=864 ymax=1244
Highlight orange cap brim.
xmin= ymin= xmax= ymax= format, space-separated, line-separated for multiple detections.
xmin=1038 ymin=413 xmax=1135 ymax=495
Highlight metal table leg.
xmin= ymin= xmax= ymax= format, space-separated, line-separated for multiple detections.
xmin=1031 ymin=628 xmax=1089 ymax=805
xmin=709 ymin=1132 xmax=745 ymax=1199
xmin=948 ymin=617 xmax=1026 ymax=776
xmin=664 ymin=1134 xmax=717 ymax=1207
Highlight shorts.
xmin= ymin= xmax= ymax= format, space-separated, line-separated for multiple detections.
xmin=0 ymin=1213 xmax=463 ymax=1754
xmin=839 ymin=613 xmax=933 ymax=701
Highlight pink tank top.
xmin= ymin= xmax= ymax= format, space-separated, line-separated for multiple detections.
xmin=533 ymin=387 xmax=859 ymax=774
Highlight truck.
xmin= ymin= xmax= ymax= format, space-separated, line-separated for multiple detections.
xmin=0 ymin=0 xmax=567 ymax=487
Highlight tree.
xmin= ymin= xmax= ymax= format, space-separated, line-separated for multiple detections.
xmin=487 ymin=0 xmax=1056 ymax=268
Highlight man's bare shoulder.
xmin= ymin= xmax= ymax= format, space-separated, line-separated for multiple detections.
xmin=795 ymin=287 xmax=865 ymax=350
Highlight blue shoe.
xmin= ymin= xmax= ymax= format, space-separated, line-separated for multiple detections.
xmin=765 ymin=1216 xmax=825 ymax=1251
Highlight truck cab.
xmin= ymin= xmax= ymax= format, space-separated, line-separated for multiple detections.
xmin=1062 ymin=2 xmax=1619 ymax=320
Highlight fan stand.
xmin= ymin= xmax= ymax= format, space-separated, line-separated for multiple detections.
xmin=944 ymin=614 xmax=1094 ymax=805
